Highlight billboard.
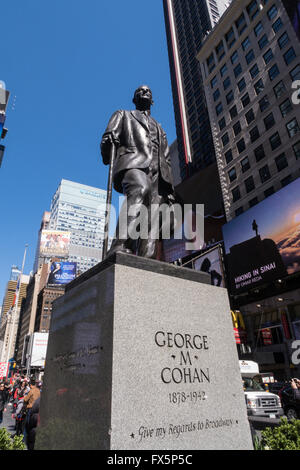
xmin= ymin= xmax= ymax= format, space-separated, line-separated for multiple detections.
xmin=30 ymin=333 xmax=49 ymax=368
xmin=40 ymin=230 xmax=70 ymax=257
xmin=48 ymin=261 xmax=77 ymax=285
xmin=223 ymin=178 xmax=300 ymax=294
xmin=283 ymin=0 xmax=300 ymax=41
xmin=193 ymin=245 xmax=225 ymax=287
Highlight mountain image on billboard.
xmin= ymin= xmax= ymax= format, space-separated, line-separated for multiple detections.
xmin=222 ymin=179 xmax=300 ymax=294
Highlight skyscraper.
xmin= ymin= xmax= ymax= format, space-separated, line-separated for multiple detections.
xmin=49 ymin=179 xmax=107 ymax=273
xmin=163 ymin=0 xmax=230 ymax=181
xmin=1 ymin=274 xmax=29 ymax=317
xmin=0 ymin=83 xmax=10 ymax=168
xmin=197 ymin=0 xmax=300 ymax=220
xmin=33 ymin=211 xmax=51 ymax=272
xmin=0 ymin=273 xmax=30 ymax=363
xmin=10 ymin=265 xmax=22 ymax=282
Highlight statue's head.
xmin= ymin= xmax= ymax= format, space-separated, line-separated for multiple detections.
xmin=133 ymin=85 xmax=154 ymax=110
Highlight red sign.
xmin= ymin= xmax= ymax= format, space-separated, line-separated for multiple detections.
xmin=0 ymin=362 xmax=9 ymax=380
xmin=234 ymin=328 xmax=247 ymax=344
xmin=261 ymin=328 xmax=273 ymax=345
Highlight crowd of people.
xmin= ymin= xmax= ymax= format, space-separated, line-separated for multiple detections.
xmin=0 ymin=374 xmax=41 ymax=450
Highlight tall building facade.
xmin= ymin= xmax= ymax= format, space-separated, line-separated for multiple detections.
xmin=195 ymin=0 xmax=300 ymax=380
xmin=34 ymin=286 xmax=65 ymax=333
xmin=1 ymin=274 xmax=29 ymax=317
xmin=49 ymin=179 xmax=107 ymax=273
xmin=0 ymin=83 xmax=9 ymax=168
xmin=163 ymin=0 xmax=230 ymax=183
xmin=0 ymin=274 xmax=29 ymax=363
xmin=33 ymin=211 xmax=51 ymax=272
xmin=10 ymin=265 xmax=22 ymax=282
xmin=15 ymin=264 xmax=49 ymax=364
xmin=197 ymin=0 xmax=300 ymax=221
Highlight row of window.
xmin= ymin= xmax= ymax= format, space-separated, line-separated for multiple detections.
xmin=221 ymin=96 xmax=298 ymax=148
xmin=215 ymin=47 xmax=297 ymax=118
xmin=209 ymin=1 xmax=279 ymax=80
xmin=213 ymin=28 xmax=293 ymax=105
xmin=218 ymin=65 xmax=300 ymax=139
xmin=224 ymin=117 xmax=300 ymax=172
xmin=207 ymin=1 xmax=277 ymax=73
xmin=228 ymin=142 xmax=299 ymax=185
xmin=233 ymin=170 xmax=293 ymax=214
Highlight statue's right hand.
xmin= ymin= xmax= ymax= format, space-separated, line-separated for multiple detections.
xmin=101 ymin=135 xmax=114 ymax=165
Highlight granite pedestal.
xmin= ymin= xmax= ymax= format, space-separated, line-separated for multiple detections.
xmin=36 ymin=253 xmax=253 ymax=450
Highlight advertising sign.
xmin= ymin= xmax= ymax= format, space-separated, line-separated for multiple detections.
xmin=222 ymin=178 xmax=300 ymax=294
xmin=0 ymin=362 xmax=9 ymax=380
xmin=40 ymin=230 xmax=70 ymax=257
xmin=283 ymin=0 xmax=300 ymax=40
xmin=48 ymin=261 xmax=77 ymax=285
xmin=231 ymin=311 xmax=247 ymax=345
xmin=261 ymin=329 xmax=273 ymax=346
xmin=30 ymin=333 xmax=49 ymax=368
xmin=193 ymin=245 xmax=225 ymax=287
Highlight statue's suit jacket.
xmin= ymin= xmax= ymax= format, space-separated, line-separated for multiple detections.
xmin=101 ymin=109 xmax=174 ymax=194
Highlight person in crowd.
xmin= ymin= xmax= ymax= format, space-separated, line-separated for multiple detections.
xmin=4 ymin=381 xmax=10 ymax=402
xmin=23 ymin=378 xmax=40 ymax=441
xmin=26 ymin=396 xmax=40 ymax=450
xmin=12 ymin=381 xmax=21 ymax=411
xmin=7 ymin=382 xmax=14 ymax=403
xmin=0 ymin=382 xmax=7 ymax=424
xmin=12 ymin=389 xmax=26 ymax=436
xmin=36 ymin=380 xmax=43 ymax=392
xmin=21 ymin=378 xmax=30 ymax=396
xmin=23 ymin=378 xmax=40 ymax=409
xmin=291 ymin=378 xmax=300 ymax=400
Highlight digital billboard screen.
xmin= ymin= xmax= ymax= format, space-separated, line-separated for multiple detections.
xmin=48 ymin=261 xmax=77 ymax=285
xmin=283 ymin=0 xmax=300 ymax=41
xmin=222 ymin=178 xmax=300 ymax=294
xmin=40 ymin=230 xmax=70 ymax=257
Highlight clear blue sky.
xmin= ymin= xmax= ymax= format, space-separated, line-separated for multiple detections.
xmin=0 ymin=0 xmax=176 ymax=302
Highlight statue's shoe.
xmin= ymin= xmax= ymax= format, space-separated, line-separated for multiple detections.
xmin=106 ymin=247 xmax=133 ymax=257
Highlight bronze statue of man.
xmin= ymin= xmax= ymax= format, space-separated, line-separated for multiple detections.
xmin=101 ymin=85 xmax=175 ymax=259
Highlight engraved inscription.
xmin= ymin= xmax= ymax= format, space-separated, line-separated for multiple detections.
xmin=154 ymin=330 xmax=210 ymax=385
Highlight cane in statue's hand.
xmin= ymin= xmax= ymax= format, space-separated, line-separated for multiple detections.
xmin=101 ymin=137 xmax=117 ymax=260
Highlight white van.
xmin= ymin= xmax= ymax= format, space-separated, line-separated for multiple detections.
xmin=239 ymin=360 xmax=284 ymax=419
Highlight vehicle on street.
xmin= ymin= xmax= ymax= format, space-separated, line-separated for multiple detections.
xmin=267 ymin=381 xmax=288 ymax=395
xmin=279 ymin=384 xmax=300 ymax=420
xmin=239 ymin=360 xmax=284 ymax=420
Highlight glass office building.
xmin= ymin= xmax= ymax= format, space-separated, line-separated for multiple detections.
xmin=49 ymin=179 xmax=107 ymax=273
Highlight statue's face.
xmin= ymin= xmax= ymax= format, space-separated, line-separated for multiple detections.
xmin=133 ymin=85 xmax=153 ymax=108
